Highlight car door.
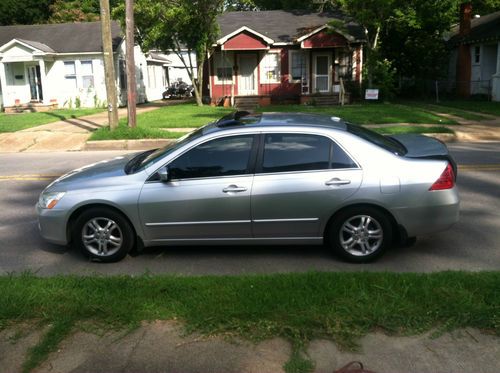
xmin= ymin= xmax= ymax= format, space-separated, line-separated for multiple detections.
xmin=139 ymin=134 xmax=257 ymax=242
xmin=251 ymin=132 xmax=362 ymax=238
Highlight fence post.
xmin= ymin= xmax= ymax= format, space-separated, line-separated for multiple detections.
xmin=435 ymin=80 xmax=440 ymax=103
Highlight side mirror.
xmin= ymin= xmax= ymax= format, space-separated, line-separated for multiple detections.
xmin=157 ymin=166 xmax=170 ymax=182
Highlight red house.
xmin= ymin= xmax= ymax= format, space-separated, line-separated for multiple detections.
xmin=207 ymin=10 xmax=366 ymax=108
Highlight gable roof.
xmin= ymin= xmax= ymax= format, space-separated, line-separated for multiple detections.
xmin=448 ymin=10 xmax=500 ymax=46
xmin=217 ymin=10 xmax=366 ymax=45
xmin=0 ymin=21 xmax=122 ymax=53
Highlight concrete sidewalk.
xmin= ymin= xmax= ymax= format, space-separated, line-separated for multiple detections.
xmin=0 ymin=100 xmax=191 ymax=153
xmin=1 ymin=321 xmax=499 ymax=373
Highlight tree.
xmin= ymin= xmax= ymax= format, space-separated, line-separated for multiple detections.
xmin=115 ymin=0 xmax=225 ymax=106
xmin=0 ymin=0 xmax=53 ymax=25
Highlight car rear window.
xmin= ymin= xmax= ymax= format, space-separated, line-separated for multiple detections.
xmin=346 ymin=123 xmax=407 ymax=156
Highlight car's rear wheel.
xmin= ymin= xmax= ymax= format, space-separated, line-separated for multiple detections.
xmin=73 ymin=207 xmax=134 ymax=262
xmin=328 ymin=206 xmax=392 ymax=263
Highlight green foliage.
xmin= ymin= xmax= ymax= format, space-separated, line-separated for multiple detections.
xmin=0 ymin=0 xmax=52 ymax=25
xmin=363 ymin=55 xmax=397 ymax=99
xmin=113 ymin=0 xmax=224 ymax=106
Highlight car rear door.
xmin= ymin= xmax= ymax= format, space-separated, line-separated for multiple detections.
xmin=139 ymin=134 xmax=258 ymax=242
xmin=251 ymin=132 xmax=363 ymax=238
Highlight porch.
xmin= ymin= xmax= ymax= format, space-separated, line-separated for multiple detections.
xmin=232 ymin=93 xmax=352 ymax=110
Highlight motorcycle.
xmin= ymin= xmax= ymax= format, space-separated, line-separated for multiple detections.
xmin=162 ymin=80 xmax=194 ymax=99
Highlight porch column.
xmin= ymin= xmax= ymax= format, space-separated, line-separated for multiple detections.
xmin=38 ymin=59 xmax=49 ymax=104
xmin=0 ymin=62 xmax=7 ymax=106
xmin=492 ymin=41 xmax=500 ymax=102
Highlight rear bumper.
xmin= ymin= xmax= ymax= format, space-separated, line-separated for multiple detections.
xmin=391 ymin=188 xmax=460 ymax=237
xmin=36 ymin=204 xmax=69 ymax=245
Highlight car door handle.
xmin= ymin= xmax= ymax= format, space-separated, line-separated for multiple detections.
xmin=222 ymin=185 xmax=248 ymax=193
xmin=325 ymin=178 xmax=351 ymax=186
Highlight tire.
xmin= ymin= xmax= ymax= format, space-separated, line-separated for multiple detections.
xmin=72 ymin=207 xmax=135 ymax=263
xmin=328 ymin=206 xmax=393 ymax=263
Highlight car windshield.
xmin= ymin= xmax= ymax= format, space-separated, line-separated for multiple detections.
xmin=125 ymin=127 xmax=204 ymax=173
xmin=346 ymin=123 xmax=407 ymax=156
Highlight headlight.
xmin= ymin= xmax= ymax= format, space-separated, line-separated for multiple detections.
xmin=38 ymin=192 xmax=66 ymax=209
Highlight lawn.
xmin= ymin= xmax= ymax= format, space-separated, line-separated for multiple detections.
xmin=0 ymin=108 xmax=104 ymax=133
xmin=435 ymin=100 xmax=500 ymax=117
xmin=90 ymin=103 xmax=232 ymax=140
xmin=1 ymin=271 xmax=498 ymax=373
xmin=90 ymin=102 xmax=460 ymax=141
xmin=255 ymin=103 xmax=458 ymax=125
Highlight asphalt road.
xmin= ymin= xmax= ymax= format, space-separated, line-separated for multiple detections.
xmin=0 ymin=143 xmax=499 ymax=276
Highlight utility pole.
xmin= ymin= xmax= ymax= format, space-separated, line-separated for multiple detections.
xmin=99 ymin=0 xmax=119 ymax=130
xmin=125 ymin=0 xmax=137 ymax=128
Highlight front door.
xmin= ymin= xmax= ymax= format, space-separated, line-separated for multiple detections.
xmin=238 ymin=54 xmax=258 ymax=95
xmin=139 ymin=134 xmax=257 ymax=243
xmin=27 ymin=65 xmax=43 ymax=102
xmin=312 ymin=54 xmax=331 ymax=93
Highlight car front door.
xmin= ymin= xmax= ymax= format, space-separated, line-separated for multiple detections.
xmin=251 ymin=132 xmax=362 ymax=238
xmin=139 ymin=134 xmax=257 ymax=243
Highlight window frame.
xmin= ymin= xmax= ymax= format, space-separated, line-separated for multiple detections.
xmin=80 ymin=60 xmax=94 ymax=89
xmin=288 ymin=50 xmax=309 ymax=83
xmin=157 ymin=133 xmax=260 ymax=182
xmin=213 ymin=52 xmax=234 ymax=85
xmin=473 ymin=45 xmax=481 ymax=65
xmin=260 ymin=50 xmax=281 ymax=84
xmin=255 ymin=132 xmax=359 ymax=175
xmin=64 ymin=61 xmax=77 ymax=89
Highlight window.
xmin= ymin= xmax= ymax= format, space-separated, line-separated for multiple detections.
xmin=64 ymin=61 xmax=77 ymax=89
xmin=169 ymin=135 xmax=254 ymax=179
xmin=260 ymin=52 xmax=280 ymax=83
xmin=81 ymin=61 xmax=94 ymax=89
xmin=261 ymin=134 xmax=352 ymax=173
xmin=148 ymin=65 xmax=157 ymax=88
xmin=214 ymin=52 xmax=233 ymax=84
xmin=119 ymin=60 xmax=127 ymax=90
xmin=474 ymin=46 xmax=481 ymax=64
xmin=289 ymin=51 xmax=308 ymax=82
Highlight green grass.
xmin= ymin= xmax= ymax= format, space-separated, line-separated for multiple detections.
xmin=1 ymin=271 xmax=499 ymax=372
xmin=255 ymin=103 xmax=457 ymax=125
xmin=435 ymin=100 xmax=500 ymax=117
xmin=90 ymin=103 xmax=232 ymax=140
xmin=0 ymin=108 xmax=104 ymax=133
xmin=374 ymin=126 xmax=455 ymax=135
xmin=401 ymin=101 xmax=492 ymax=121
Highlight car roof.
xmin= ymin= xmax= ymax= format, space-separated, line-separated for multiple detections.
xmin=202 ymin=111 xmax=348 ymax=135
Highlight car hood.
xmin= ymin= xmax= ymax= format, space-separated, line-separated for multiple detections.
xmin=389 ymin=134 xmax=449 ymax=157
xmin=45 ymin=153 xmax=139 ymax=190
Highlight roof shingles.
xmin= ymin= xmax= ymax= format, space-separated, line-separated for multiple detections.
xmin=0 ymin=21 xmax=122 ymax=53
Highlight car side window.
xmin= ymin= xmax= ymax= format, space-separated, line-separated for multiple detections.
xmin=261 ymin=133 xmax=356 ymax=173
xmin=169 ymin=135 xmax=254 ymax=179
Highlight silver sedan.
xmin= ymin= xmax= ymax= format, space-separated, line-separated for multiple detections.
xmin=37 ymin=112 xmax=459 ymax=263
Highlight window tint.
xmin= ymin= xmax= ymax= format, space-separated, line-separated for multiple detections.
xmin=331 ymin=141 xmax=357 ymax=169
xmin=261 ymin=134 xmax=356 ymax=173
xmin=262 ymin=134 xmax=329 ymax=172
xmin=169 ymin=135 xmax=254 ymax=179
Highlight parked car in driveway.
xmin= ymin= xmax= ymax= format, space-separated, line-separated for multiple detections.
xmin=37 ymin=112 xmax=459 ymax=263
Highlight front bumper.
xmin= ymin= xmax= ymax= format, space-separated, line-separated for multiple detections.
xmin=36 ymin=204 xmax=69 ymax=245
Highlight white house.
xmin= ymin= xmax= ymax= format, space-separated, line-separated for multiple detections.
xmin=0 ymin=21 xmax=170 ymax=112
xmin=160 ymin=50 xmax=197 ymax=85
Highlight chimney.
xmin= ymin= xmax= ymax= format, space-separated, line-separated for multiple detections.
xmin=459 ymin=2 xmax=472 ymax=36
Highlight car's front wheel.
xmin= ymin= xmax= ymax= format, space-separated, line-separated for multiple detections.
xmin=73 ymin=207 xmax=135 ymax=262
xmin=328 ymin=206 xmax=392 ymax=263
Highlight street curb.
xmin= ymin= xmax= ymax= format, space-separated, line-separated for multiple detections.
xmin=424 ymin=133 xmax=457 ymax=142
xmin=85 ymin=139 xmax=176 ymax=151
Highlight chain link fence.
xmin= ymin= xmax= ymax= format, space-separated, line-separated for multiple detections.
xmin=400 ymin=79 xmax=493 ymax=101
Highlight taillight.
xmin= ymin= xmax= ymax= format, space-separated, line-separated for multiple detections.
xmin=429 ymin=163 xmax=455 ymax=191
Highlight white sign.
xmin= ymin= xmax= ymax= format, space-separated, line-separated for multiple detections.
xmin=365 ymin=89 xmax=379 ymax=100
